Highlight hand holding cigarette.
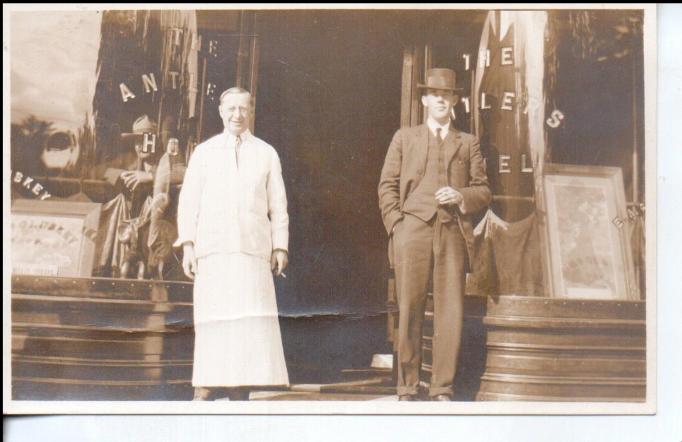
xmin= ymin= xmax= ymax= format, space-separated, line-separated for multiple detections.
xmin=270 ymin=249 xmax=289 ymax=277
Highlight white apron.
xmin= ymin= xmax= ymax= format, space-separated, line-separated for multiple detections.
xmin=192 ymin=252 xmax=289 ymax=387
xmin=176 ymin=132 xmax=290 ymax=387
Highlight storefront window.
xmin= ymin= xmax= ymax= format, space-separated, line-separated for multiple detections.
xmin=10 ymin=10 xmax=255 ymax=282
xmin=11 ymin=11 xmax=100 ymax=182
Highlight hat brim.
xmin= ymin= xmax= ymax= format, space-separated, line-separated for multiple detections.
xmin=417 ymin=83 xmax=464 ymax=93
xmin=121 ymin=132 xmax=147 ymax=140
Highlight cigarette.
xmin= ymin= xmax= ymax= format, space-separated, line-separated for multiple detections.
xmin=280 ymin=272 xmax=287 ymax=278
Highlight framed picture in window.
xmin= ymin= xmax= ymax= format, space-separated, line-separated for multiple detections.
xmin=538 ymin=164 xmax=640 ymax=301
xmin=11 ymin=199 xmax=102 ymax=278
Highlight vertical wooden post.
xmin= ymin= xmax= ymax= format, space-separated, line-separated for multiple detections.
xmin=197 ymin=56 xmax=208 ymax=143
xmin=248 ymin=15 xmax=260 ymax=134
xmin=630 ymin=26 xmax=642 ymax=297
xmin=400 ymin=46 xmax=416 ymax=128
xmin=410 ymin=46 xmax=424 ymax=127
xmin=631 ymin=36 xmax=639 ymax=205
xmin=422 ymin=44 xmax=432 ymax=124
xmin=235 ymin=11 xmax=250 ymax=89
xmin=469 ymin=69 xmax=475 ymax=134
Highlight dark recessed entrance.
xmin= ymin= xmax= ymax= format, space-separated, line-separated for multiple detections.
xmin=256 ymin=11 xmax=404 ymax=380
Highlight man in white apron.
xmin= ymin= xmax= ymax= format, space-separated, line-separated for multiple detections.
xmin=175 ymin=87 xmax=290 ymax=401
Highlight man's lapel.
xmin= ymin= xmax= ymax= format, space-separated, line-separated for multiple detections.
xmin=443 ymin=129 xmax=463 ymax=170
xmin=414 ymin=124 xmax=429 ymax=172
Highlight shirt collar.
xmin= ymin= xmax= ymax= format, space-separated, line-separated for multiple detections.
xmin=223 ymin=129 xmax=251 ymax=146
xmin=426 ymin=117 xmax=450 ymax=138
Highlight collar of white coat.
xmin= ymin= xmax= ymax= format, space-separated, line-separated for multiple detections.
xmin=222 ymin=129 xmax=252 ymax=147
xmin=426 ymin=117 xmax=450 ymax=138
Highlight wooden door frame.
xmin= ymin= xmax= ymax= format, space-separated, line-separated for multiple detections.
xmin=196 ymin=11 xmax=260 ymax=142
xmin=400 ymin=44 xmax=433 ymax=129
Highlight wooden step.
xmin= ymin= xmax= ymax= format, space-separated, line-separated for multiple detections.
xmin=13 ymin=295 xmax=192 ymax=331
xmin=13 ymin=327 xmax=193 ymax=360
xmin=12 ymin=379 xmax=193 ymax=401
xmin=340 ymin=367 xmax=392 ymax=383
xmin=13 ymin=357 xmax=192 ymax=382
xmin=12 ymin=275 xmax=194 ymax=303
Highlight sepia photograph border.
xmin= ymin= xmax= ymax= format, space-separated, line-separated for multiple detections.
xmin=3 ymin=3 xmax=658 ymax=415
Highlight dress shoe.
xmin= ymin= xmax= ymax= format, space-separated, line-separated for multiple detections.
xmin=192 ymin=387 xmax=213 ymax=401
xmin=398 ymin=394 xmax=416 ymax=401
xmin=227 ymin=388 xmax=250 ymax=401
xmin=432 ymin=394 xmax=451 ymax=402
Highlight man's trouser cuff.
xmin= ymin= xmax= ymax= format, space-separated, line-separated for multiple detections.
xmin=397 ymin=386 xmax=419 ymax=396
xmin=428 ymin=386 xmax=454 ymax=397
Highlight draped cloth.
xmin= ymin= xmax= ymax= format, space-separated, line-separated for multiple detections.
xmin=94 ymin=193 xmax=153 ymax=276
xmin=466 ymin=210 xmax=545 ymax=296
xmin=94 ymin=193 xmax=131 ymax=274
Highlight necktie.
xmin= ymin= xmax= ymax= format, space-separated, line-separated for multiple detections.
xmin=234 ymin=134 xmax=242 ymax=168
xmin=436 ymin=128 xmax=446 ymax=186
xmin=435 ymin=127 xmax=453 ymax=223
xmin=436 ymin=127 xmax=444 ymax=144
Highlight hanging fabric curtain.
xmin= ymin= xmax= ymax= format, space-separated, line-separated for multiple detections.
xmin=472 ymin=10 xmax=548 ymax=222
xmin=158 ymin=10 xmax=199 ymax=123
xmin=512 ymin=11 xmax=548 ymax=178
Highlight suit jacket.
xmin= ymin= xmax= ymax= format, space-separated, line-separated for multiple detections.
xmin=378 ymin=124 xmax=491 ymax=271
xmin=174 ymin=130 xmax=289 ymax=260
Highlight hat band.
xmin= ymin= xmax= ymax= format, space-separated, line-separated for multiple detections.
xmin=425 ymin=77 xmax=456 ymax=90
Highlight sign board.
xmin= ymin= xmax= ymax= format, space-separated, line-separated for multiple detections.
xmin=11 ymin=199 xmax=102 ymax=278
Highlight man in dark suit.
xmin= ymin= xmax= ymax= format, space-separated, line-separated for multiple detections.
xmin=378 ymin=68 xmax=491 ymax=401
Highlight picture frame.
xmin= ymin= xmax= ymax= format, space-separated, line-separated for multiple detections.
xmin=538 ymin=164 xmax=640 ymax=301
xmin=11 ymin=199 xmax=102 ymax=278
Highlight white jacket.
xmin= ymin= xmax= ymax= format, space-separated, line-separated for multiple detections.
xmin=174 ymin=130 xmax=289 ymax=260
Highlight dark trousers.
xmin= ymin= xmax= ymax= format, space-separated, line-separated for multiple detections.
xmin=393 ymin=213 xmax=466 ymax=397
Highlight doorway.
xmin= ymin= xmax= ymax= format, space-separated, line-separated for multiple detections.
xmin=254 ymin=11 xmax=404 ymax=380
